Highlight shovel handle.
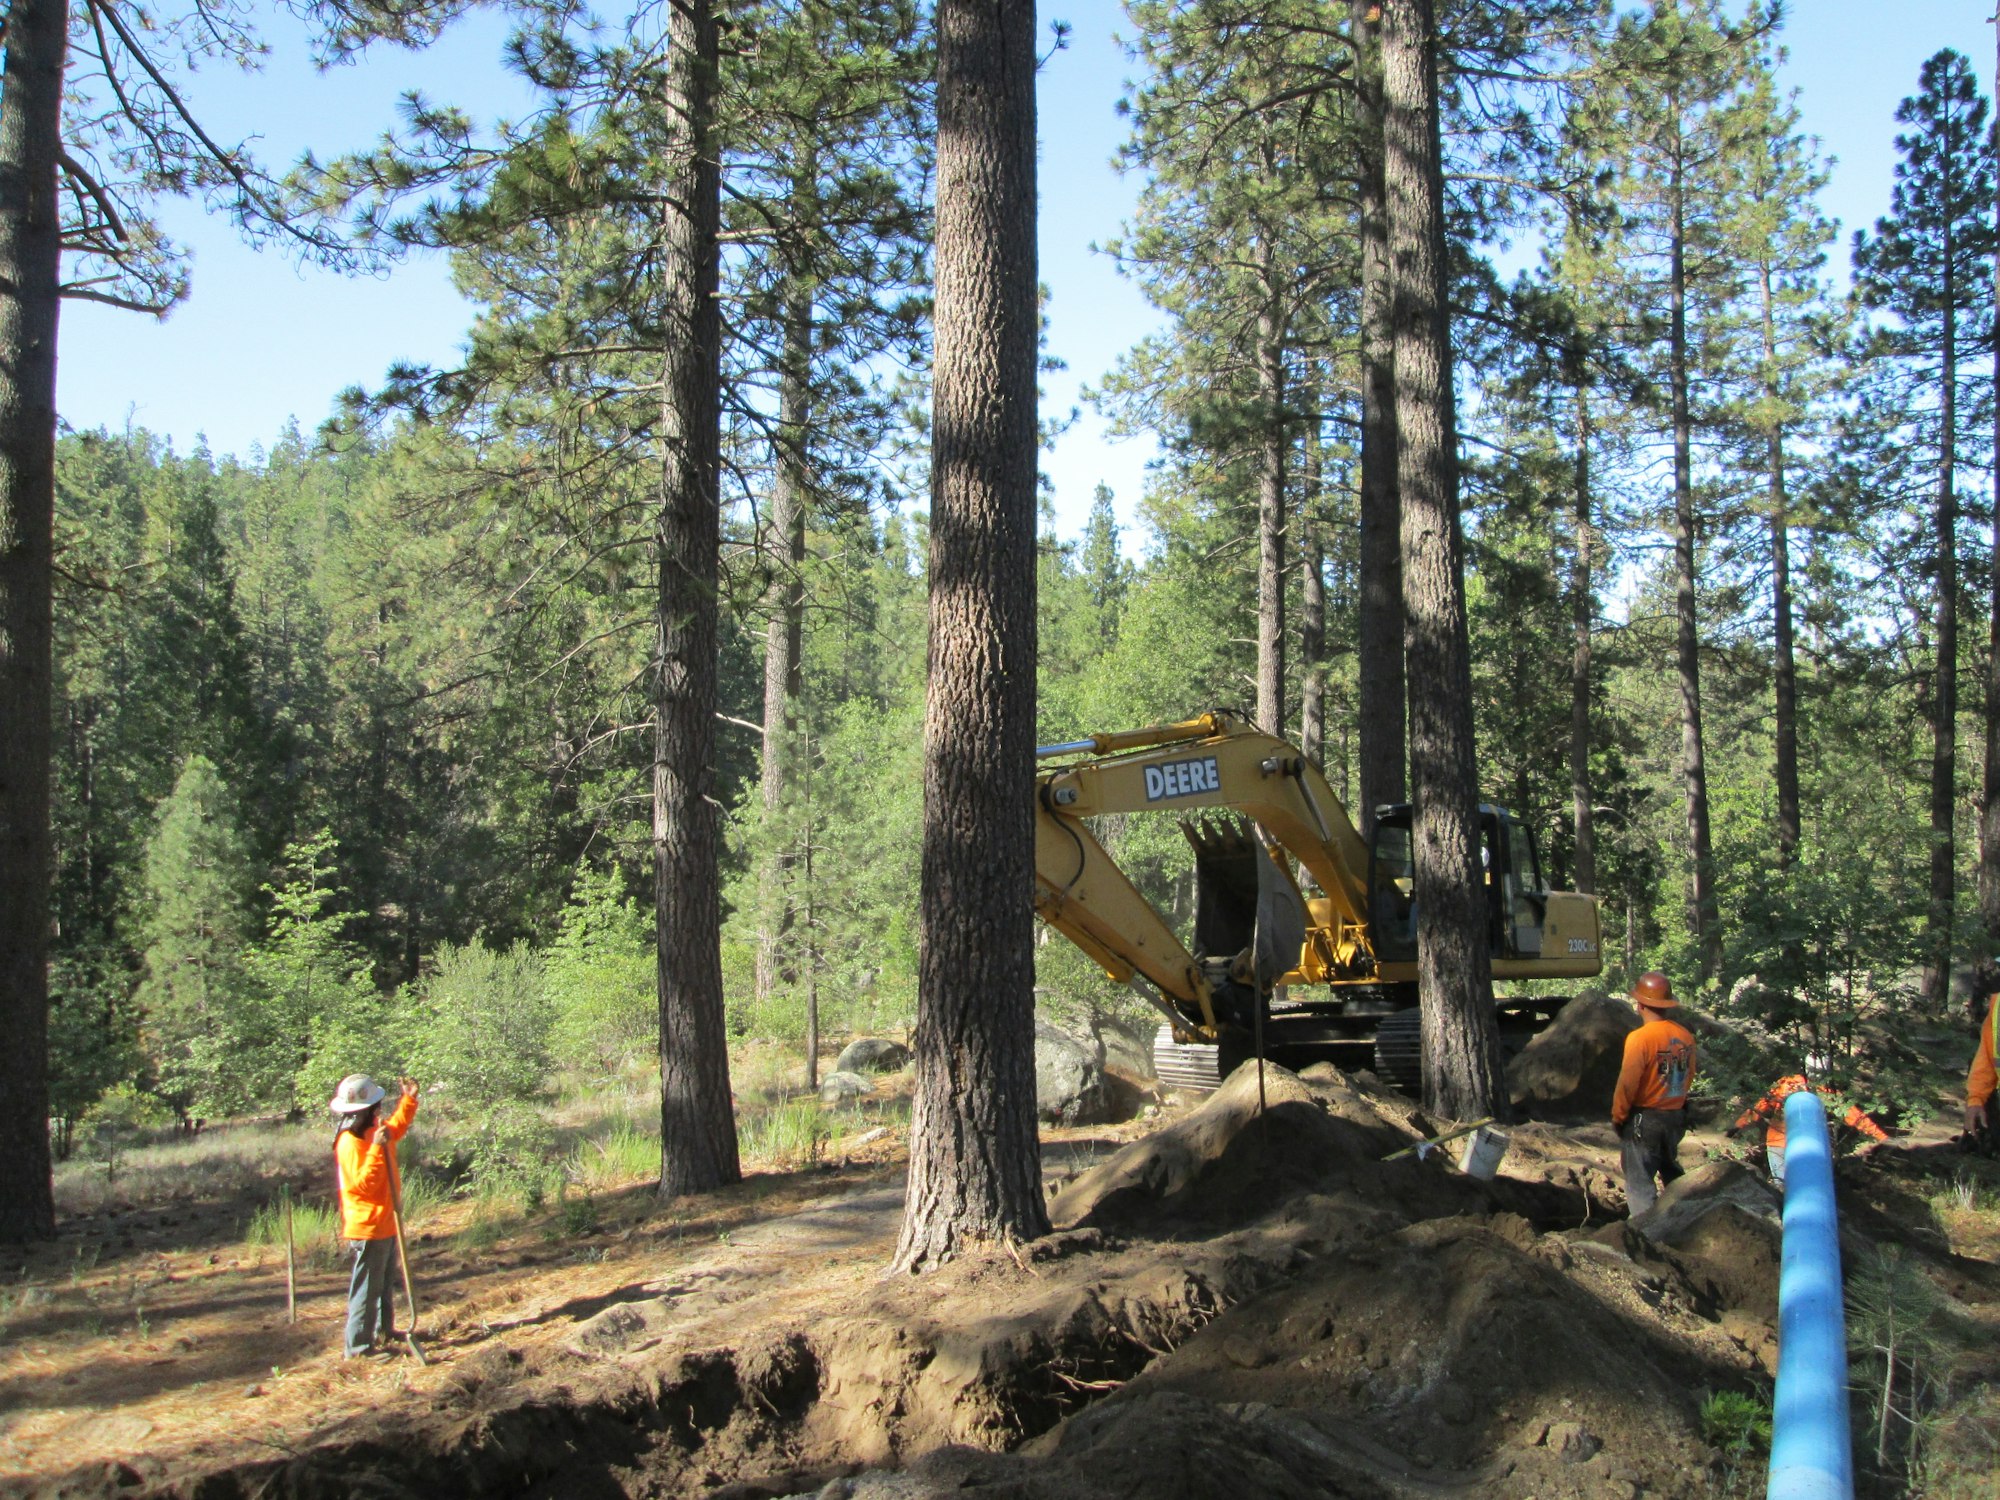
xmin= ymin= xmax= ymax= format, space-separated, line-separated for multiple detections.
xmin=390 ymin=1191 xmax=427 ymax=1365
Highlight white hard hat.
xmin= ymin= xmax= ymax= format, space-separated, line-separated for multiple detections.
xmin=329 ymin=1074 xmax=386 ymax=1114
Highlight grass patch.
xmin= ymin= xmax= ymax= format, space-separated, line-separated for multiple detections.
xmin=455 ymin=1196 xmax=516 ymax=1252
xmin=738 ymin=1098 xmax=829 ymax=1169
xmin=572 ymin=1118 xmax=661 ymax=1190
xmin=245 ymin=1195 xmax=343 ymax=1274
xmin=397 ymin=1170 xmax=449 ymax=1229
xmin=56 ymin=1119 xmax=324 ymax=1215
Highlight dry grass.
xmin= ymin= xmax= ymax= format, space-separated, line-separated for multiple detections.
xmin=54 ymin=1119 xmax=324 ymax=1215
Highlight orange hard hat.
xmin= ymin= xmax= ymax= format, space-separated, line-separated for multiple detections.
xmin=1631 ymin=971 xmax=1678 ymax=1010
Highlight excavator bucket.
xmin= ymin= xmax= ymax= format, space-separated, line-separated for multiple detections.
xmin=1183 ymin=817 xmax=1260 ymax=962
xmin=1252 ymin=830 xmax=1307 ymax=996
xmin=1181 ymin=816 xmax=1307 ymax=997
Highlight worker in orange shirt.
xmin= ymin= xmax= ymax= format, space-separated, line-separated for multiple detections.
xmin=330 ymin=1073 xmax=419 ymax=1359
xmin=1611 ymin=971 xmax=1697 ymax=1216
xmin=1967 ymin=966 xmax=1999 ymax=1146
xmin=1733 ymin=1056 xmax=1888 ymax=1184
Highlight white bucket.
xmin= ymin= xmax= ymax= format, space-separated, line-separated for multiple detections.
xmin=1459 ymin=1125 xmax=1511 ymax=1181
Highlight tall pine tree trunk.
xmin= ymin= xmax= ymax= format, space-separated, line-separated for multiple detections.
xmin=1568 ymin=383 xmax=1595 ymax=895
xmin=1254 ymin=235 xmax=1287 ymax=738
xmin=1382 ymin=0 xmax=1503 ymax=1122
xmin=1669 ymin=146 xmax=1721 ymax=981
xmin=655 ymin=0 xmax=739 ymax=1199
xmin=1352 ymin=0 xmax=1404 ymax=835
xmin=0 ymin=0 xmax=66 ymax=1242
xmin=893 ymin=0 xmax=1048 ymax=1273
xmin=1300 ymin=374 xmax=1326 ymax=766
xmin=1983 ymin=18 xmax=2000 ymax=948
xmin=756 ymin=285 xmax=812 ymax=1006
xmin=1760 ymin=265 xmax=1801 ymax=870
xmin=1924 ymin=243 xmax=1958 ymax=1004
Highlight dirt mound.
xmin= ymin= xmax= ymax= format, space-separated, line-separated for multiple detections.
xmin=1047 ymin=1063 xmax=1411 ymax=1230
xmin=1091 ymin=1215 xmax=1717 ymax=1488
xmin=1506 ymin=993 xmax=1635 ymax=1119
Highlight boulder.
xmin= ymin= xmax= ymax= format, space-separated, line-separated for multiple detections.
xmin=1035 ymin=1018 xmax=1111 ymax=1125
xmin=819 ymin=1071 xmax=876 ymax=1106
xmin=834 ymin=1037 xmax=911 ymax=1075
xmin=1506 ymin=993 xmax=1638 ymax=1119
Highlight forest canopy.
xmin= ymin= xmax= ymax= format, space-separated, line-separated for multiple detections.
xmin=19 ymin=0 xmax=2000 ymax=1166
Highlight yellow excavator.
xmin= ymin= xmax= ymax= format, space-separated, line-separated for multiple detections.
xmin=1035 ymin=711 xmax=1604 ymax=1090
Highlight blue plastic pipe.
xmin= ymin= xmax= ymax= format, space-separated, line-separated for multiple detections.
xmin=1767 ymin=1090 xmax=1854 ymax=1500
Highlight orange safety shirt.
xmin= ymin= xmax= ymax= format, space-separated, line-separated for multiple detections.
xmin=1969 ymin=994 xmax=2000 ymax=1111
xmin=1733 ymin=1074 xmax=1889 ymax=1151
xmin=1611 ymin=1017 xmax=1697 ymax=1126
xmin=335 ymin=1093 xmax=417 ymax=1241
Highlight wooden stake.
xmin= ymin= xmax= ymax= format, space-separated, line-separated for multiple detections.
xmin=283 ymin=1190 xmax=297 ymax=1324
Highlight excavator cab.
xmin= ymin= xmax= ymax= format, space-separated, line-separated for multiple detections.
xmin=1366 ymin=804 xmax=1548 ymax=966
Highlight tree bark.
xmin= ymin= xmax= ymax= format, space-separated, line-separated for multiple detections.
xmin=1568 ymin=383 xmax=1595 ymax=896
xmin=1351 ymin=0 xmax=1404 ymax=837
xmin=756 ymin=284 xmax=812 ymax=1005
xmin=1254 ymin=235 xmax=1287 ymax=738
xmin=892 ymin=0 xmax=1048 ymax=1274
xmin=655 ymin=0 xmax=739 ymax=1200
xmin=1923 ymin=212 xmax=1959 ymax=1005
xmin=1983 ymin=16 xmax=2000 ymax=948
xmin=0 ymin=0 xmax=66 ymax=1242
xmin=1300 ymin=374 xmax=1326 ymax=766
xmin=1381 ymin=0 xmax=1504 ymax=1122
xmin=1668 ymin=137 xmax=1721 ymax=982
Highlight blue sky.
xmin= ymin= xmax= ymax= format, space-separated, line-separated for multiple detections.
xmin=52 ymin=0 xmax=2000 ymax=541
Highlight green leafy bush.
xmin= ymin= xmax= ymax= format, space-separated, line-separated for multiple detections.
xmin=404 ymin=938 xmax=552 ymax=1113
xmin=545 ymin=867 xmax=655 ymax=1076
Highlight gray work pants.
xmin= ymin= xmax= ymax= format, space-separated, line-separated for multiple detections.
xmin=345 ymin=1236 xmax=397 ymax=1356
xmin=1621 ymin=1108 xmax=1687 ymax=1218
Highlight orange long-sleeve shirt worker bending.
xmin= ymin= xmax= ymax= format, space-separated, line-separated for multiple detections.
xmin=1613 ymin=972 xmax=1697 ymax=1217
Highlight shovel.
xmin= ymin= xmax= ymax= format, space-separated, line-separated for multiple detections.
xmin=388 ymin=1185 xmax=428 ymax=1365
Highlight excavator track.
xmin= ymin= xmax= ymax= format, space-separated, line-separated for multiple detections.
xmin=1156 ymin=999 xmax=1568 ymax=1098
xmin=1153 ymin=1026 xmax=1225 ymax=1092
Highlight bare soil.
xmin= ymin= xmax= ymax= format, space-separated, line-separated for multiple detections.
xmin=5 ymin=1064 xmax=1998 ymax=1500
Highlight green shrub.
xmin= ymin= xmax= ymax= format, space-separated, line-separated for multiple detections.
xmin=460 ymin=1100 xmax=559 ymax=1196
xmin=403 ymin=939 xmax=552 ymax=1113
xmin=1700 ymin=1390 xmax=1773 ymax=1454
xmin=546 ymin=867 xmax=656 ymax=1075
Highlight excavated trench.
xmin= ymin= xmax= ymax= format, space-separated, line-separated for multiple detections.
xmin=26 ymin=1065 xmax=1799 ymax=1500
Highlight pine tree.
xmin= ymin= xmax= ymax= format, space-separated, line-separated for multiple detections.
xmin=893 ymin=0 xmax=1048 ymax=1273
xmin=653 ymin=0 xmax=741 ymax=1198
xmin=1852 ymin=49 xmax=1996 ymax=1002
xmin=1721 ymin=64 xmax=1843 ymax=970
xmin=0 ymin=0 xmax=68 ymax=1243
xmin=1588 ymin=0 xmax=1767 ymax=981
xmin=134 ymin=755 xmax=258 ymax=1115
xmin=242 ymin=830 xmax=375 ymax=1114
xmin=1383 ymin=0 xmax=1505 ymax=1120
xmin=1107 ymin=0 xmax=1353 ymax=741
